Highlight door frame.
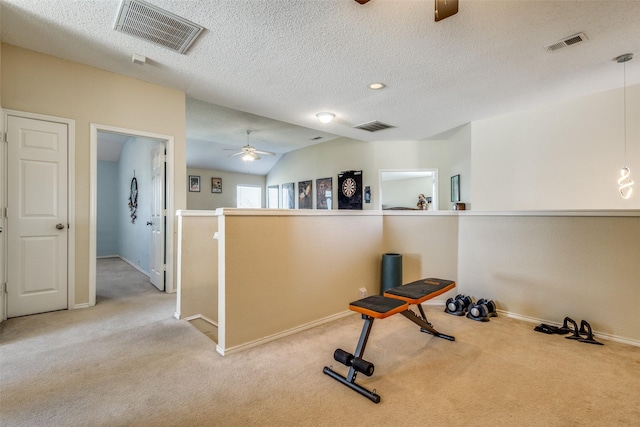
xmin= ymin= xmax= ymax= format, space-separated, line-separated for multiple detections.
xmin=89 ymin=124 xmax=175 ymax=305
xmin=2 ymin=109 xmax=76 ymax=318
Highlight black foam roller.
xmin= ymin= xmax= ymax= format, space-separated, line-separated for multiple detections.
xmin=381 ymin=253 xmax=402 ymax=294
xmin=333 ymin=348 xmax=354 ymax=366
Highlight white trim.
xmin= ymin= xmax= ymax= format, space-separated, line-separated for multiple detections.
xmin=498 ymin=310 xmax=640 ymax=348
xmin=216 ymin=310 xmax=352 ymax=356
xmin=89 ymin=124 xmax=176 ymax=307
xmin=73 ymin=303 xmax=90 ymax=309
xmin=3 ymin=109 xmax=76 ymax=312
xmin=0 ymin=109 xmax=5 ymax=322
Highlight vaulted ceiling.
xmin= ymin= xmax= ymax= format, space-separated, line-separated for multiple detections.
xmin=2 ymin=0 xmax=640 ymax=174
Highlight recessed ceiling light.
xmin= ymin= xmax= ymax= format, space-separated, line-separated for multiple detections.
xmin=316 ymin=112 xmax=335 ymax=124
xmin=369 ymin=82 xmax=386 ymax=90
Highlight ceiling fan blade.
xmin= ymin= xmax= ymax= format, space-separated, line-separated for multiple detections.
xmin=435 ymin=0 xmax=458 ymax=22
xmin=228 ymin=151 xmax=244 ymax=157
xmin=253 ymin=150 xmax=276 ymax=156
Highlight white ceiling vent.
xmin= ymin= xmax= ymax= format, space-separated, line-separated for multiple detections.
xmin=114 ymin=0 xmax=204 ymax=54
xmin=544 ymin=32 xmax=588 ymax=53
xmin=353 ymin=121 xmax=396 ymax=132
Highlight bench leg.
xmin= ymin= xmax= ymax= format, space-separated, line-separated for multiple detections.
xmin=401 ymin=307 xmax=455 ymax=341
xmin=323 ymin=315 xmax=381 ymax=403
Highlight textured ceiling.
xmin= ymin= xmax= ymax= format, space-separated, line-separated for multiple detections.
xmin=2 ymin=0 xmax=640 ymax=175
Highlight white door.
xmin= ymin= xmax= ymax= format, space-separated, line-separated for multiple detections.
xmin=7 ymin=116 xmax=68 ymax=317
xmin=149 ymin=143 xmax=165 ymax=291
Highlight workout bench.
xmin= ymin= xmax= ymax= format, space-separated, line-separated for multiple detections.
xmin=323 ymin=278 xmax=456 ymax=403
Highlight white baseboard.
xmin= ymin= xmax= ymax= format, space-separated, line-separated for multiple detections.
xmin=217 ymin=310 xmax=353 ymax=356
xmin=498 ymin=310 xmax=640 ymax=348
xmin=73 ymin=303 xmax=90 ymax=309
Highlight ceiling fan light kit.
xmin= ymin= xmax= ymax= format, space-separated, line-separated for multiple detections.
xmin=223 ymin=130 xmax=276 ymax=162
xmin=316 ymin=112 xmax=335 ymax=124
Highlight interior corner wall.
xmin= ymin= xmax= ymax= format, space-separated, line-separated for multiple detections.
xmin=267 ymin=137 xmax=451 ymax=210
xmin=457 ymin=214 xmax=640 ymax=343
xmin=186 ymin=168 xmax=266 ymax=209
xmin=97 ymin=160 xmax=119 ymax=257
xmin=448 ymin=124 xmax=472 ymax=208
xmin=1 ymin=44 xmax=187 ymax=305
xmin=471 ymin=86 xmax=640 ymax=211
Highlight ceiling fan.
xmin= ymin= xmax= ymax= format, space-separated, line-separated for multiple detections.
xmin=223 ymin=130 xmax=276 ymax=162
xmin=354 ymin=0 xmax=458 ymax=22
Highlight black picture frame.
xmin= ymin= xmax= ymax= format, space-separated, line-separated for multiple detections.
xmin=189 ymin=175 xmax=200 ymax=192
xmin=316 ymin=177 xmax=332 ymax=209
xmin=211 ymin=177 xmax=222 ymax=193
xmin=298 ymin=180 xmax=312 ymax=209
xmin=451 ymin=174 xmax=460 ymax=202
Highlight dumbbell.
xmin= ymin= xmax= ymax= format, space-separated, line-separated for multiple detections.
xmin=476 ymin=298 xmax=497 ymax=317
xmin=445 ymin=294 xmax=472 ymax=316
xmin=467 ymin=301 xmax=491 ymax=322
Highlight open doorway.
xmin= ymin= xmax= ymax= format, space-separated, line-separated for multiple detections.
xmin=90 ymin=124 xmax=176 ymax=308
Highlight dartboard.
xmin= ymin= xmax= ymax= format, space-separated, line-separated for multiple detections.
xmin=342 ymin=177 xmax=357 ymax=197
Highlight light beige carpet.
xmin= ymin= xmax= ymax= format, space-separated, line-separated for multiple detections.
xmin=1 ymin=258 xmax=639 ymax=426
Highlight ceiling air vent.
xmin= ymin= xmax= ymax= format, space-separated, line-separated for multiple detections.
xmin=114 ymin=0 xmax=204 ymax=54
xmin=544 ymin=32 xmax=588 ymax=53
xmin=353 ymin=121 xmax=396 ymax=132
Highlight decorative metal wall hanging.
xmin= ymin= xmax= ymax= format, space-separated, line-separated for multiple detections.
xmin=128 ymin=174 xmax=138 ymax=223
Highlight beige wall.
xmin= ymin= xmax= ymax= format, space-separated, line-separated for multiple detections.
xmin=382 ymin=213 xmax=459 ymax=287
xmin=471 ymin=86 xmax=640 ymax=211
xmin=458 ymin=213 xmax=640 ymax=343
xmin=217 ymin=210 xmax=384 ymax=352
xmin=178 ymin=210 xmax=639 ymax=354
xmin=1 ymin=44 xmax=187 ymax=305
xmin=186 ymin=168 xmax=266 ymax=209
xmin=177 ymin=213 xmax=218 ymax=321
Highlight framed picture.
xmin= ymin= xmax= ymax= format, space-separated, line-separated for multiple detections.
xmin=211 ymin=177 xmax=222 ymax=193
xmin=316 ymin=177 xmax=332 ymax=209
xmin=282 ymin=182 xmax=295 ymax=209
xmin=451 ymin=174 xmax=460 ymax=202
xmin=267 ymin=185 xmax=279 ymax=208
xmin=298 ymin=180 xmax=312 ymax=209
xmin=189 ymin=175 xmax=200 ymax=192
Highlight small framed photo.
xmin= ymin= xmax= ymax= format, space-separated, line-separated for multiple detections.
xmin=451 ymin=174 xmax=460 ymax=202
xmin=211 ymin=177 xmax=222 ymax=193
xmin=298 ymin=180 xmax=312 ymax=209
xmin=189 ymin=175 xmax=200 ymax=192
xmin=316 ymin=177 xmax=332 ymax=209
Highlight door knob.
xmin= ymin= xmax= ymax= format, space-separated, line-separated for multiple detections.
xmin=146 ymin=221 xmax=152 ymax=226
xmin=56 ymin=223 xmax=65 ymax=230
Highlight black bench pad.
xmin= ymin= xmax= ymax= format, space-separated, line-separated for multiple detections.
xmin=349 ymin=295 xmax=408 ymax=319
xmin=384 ymin=278 xmax=456 ymax=304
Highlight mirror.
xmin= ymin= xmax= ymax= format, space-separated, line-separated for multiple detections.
xmin=380 ymin=169 xmax=438 ymax=211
